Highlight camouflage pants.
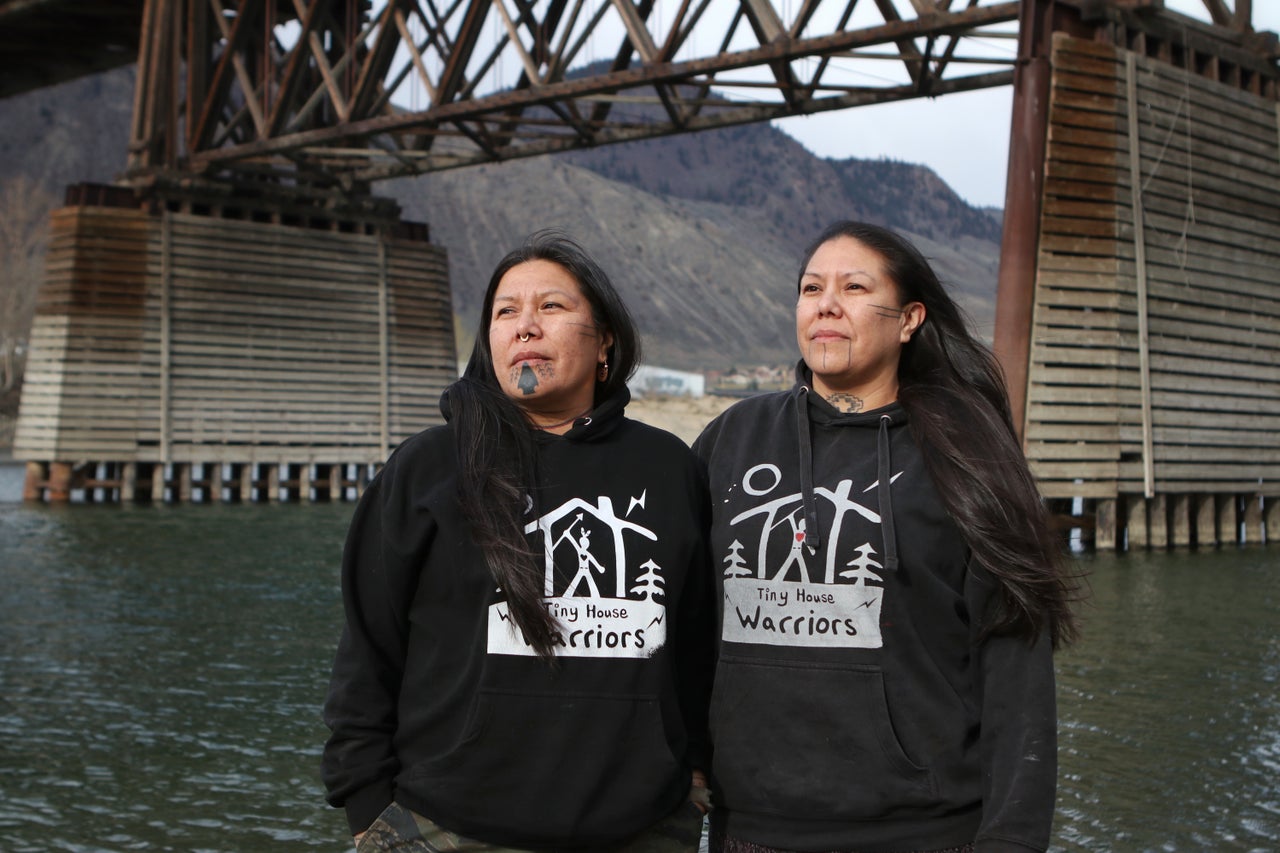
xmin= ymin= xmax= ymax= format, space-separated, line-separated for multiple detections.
xmin=356 ymin=800 xmax=706 ymax=853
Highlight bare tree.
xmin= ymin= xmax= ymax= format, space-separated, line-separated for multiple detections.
xmin=0 ymin=176 xmax=54 ymax=394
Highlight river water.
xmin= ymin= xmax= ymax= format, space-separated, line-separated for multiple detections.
xmin=0 ymin=496 xmax=1276 ymax=852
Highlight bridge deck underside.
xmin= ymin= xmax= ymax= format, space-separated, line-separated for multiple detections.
xmin=0 ymin=0 xmax=143 ymax=98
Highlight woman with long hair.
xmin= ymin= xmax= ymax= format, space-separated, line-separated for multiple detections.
xmin=693 ymin=221 xmax=1080 ymax=853
xmin=323 ymin=232 xmax=714 ymax=851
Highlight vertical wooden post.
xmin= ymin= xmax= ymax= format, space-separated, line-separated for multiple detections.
xmin=122 ymin=462 xmax=137 ymax=502
xmin=23 ymin=462 xmax=45 ymax=502
xmin=174 ymin=463 xmax=191 ymax=503
xmin=152 ymin=463 xmax=166 ymax=502
xmin=377 ymin=237 xmax=391 ymax=459
xmin=209 ymin=462 xmax=225 ymax=503
xmin=1126 ymin=496 xmax=1148 ymax=550
xmin=240 ymin=463 xmax=255 ymax=502
xmin=329 ymin=464 xmax=342 ymax=502
xmin=1095 ymin=498 xmax=1118 ymax=551
xmin=1217 ymin=495 xmax=1239 ymax=546
xmin=1170 ymin=494 xmax=1191 ymax=548
xmin=1194 ymin=494 xmax=1217 ymax=547
xmin=298 ymin=463 xmax=312 ymax=503
xmin=47 ymin=462 xmax=73 ymax=502
xmin=160 ymin=211 xmax=173 ymax=468
xmin=1125 ymin=52 xmax=1156 ymax=499
xmin=267 ymin=463 xmax=280 ymax=503
xmin=1148 ymin=494 xmax=1168 ymax=550
xmin=1243 ymin=496 xmax=1264 ymax=544
xmin=1264 ymin=497 xmax=1279 ymax=544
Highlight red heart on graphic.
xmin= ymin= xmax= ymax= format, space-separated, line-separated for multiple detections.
xmin=795 ymin=532 xmax=805 ymax=542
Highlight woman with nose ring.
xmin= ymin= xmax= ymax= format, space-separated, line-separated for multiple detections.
xmin=692 ymin=221 xmax=1081 ymax=853
xmin=323 ymin=231 xmax=715 ymax=851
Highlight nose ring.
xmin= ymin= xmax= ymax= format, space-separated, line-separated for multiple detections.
xmin=519 ymin=333 xmax=530 ymax=342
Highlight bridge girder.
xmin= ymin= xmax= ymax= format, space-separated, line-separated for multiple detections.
xmin=3 ymin=1 xmax=1275 ymax=192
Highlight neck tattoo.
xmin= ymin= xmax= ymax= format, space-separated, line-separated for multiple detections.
xmin=827 ymin=393 xmax=864 ymax=413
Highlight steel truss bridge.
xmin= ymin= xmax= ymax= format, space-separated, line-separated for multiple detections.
xmin=0 ymin=0 xmax=1268 ymax=196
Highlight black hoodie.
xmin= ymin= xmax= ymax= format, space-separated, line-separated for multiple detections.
xmin=691 ymin=365 xmax=1057 ymax=853
xmin=322 ymin=387 xmax=714 ymax=846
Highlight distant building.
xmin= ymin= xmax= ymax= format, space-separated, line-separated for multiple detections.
xmin=705 ymin=364 xmax=791 ymax=395
xmin=628 ymin=365 xmax=705 ymax=398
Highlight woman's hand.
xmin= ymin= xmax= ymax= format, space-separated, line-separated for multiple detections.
xmin=689 ymin=768 xmax=713 ymax=815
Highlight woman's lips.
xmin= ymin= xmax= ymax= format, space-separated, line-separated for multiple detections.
xmin=810 ymin=330 xmax=848 ymax=343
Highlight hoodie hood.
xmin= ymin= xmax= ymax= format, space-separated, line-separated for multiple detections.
xmin=790 ymin=360 xmax=901 ymax=573
xmin=561 ymin=383 xmax=630 ymax=442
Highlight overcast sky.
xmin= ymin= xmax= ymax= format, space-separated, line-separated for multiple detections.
xmin=773 ymin=1 xmax=1280 ymax=209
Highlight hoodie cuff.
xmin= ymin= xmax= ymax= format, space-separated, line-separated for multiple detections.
xmin=344 ymin=780 xmax=394 ymax=836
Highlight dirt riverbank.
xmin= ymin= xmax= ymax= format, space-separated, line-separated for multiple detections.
xmin=626 ymin=394 xmax=740 ymax=446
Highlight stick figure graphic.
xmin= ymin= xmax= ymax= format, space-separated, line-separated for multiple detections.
xmin=558 ymin=516 xmax=607 ymax=597
xmin=771 ymin=513 xmax=811 ymax=583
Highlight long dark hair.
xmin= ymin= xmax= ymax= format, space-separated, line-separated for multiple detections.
xmin=799 ymin=221 xmax=1079 ymax=648
xmin=443 ymin=231 xmax=641 ymax=659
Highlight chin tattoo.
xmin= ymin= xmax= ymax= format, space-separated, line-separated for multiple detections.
xmin=513 ymin=362 xmax=555 ymax=395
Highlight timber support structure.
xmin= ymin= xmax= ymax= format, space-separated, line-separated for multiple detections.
xmin=14 ymin=182 xmax=454 ymax=503
xmin=1012 ymin=4 xmax=1280 ymax=550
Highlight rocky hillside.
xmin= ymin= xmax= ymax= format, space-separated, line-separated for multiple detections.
xmin=1 ymin=66 xmax=1002 ymax=374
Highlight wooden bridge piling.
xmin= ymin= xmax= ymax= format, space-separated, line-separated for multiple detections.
xmin=1073 ymin=491 xmax=1272 ymax=550
xmin=21 ymin=458 xmax=381 ymax=504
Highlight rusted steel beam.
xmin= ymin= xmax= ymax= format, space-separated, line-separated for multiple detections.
xmin=265 ymin=0 xmax=328 ymax=136
xmin=189 ymin=0 xmax=263 ymax=152
xmin=436 ymin=0 xmax=494 ymax=104
xmin=993 ymin=0 xmax=1056 ymax=442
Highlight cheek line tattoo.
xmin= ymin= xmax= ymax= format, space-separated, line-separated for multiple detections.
xmin=870 ymin=303 xmax=905 ymax=320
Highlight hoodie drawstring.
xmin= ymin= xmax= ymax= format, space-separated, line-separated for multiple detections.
xmin=877 ymin=413 xmax=900 ymax=573
xmin=795 ymin=386 xmax=821 ymax=552
xmin=797 ymin=384 xmax=899 ymax=570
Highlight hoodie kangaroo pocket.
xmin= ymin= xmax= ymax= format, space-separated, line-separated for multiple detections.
xmin=407 ymin=689 xmax=682 ymax=839
xmin=710 ymin=656 xmax=934 ymax=820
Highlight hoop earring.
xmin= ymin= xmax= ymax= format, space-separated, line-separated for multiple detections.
xmin=597 ymin=361 xmax=609 ymax=382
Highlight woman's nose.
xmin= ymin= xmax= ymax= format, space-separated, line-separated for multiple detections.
xmin=516 ymin=311 xmax=539 ymax=340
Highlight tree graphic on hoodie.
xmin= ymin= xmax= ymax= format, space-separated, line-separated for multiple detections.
xmin=723 ymin=540 xmax=751 ymax=578
xmin=630 ymin=560 xmax=665 ymax=601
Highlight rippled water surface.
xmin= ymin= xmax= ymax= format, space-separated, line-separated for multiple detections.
xmin=1054 ymin=548 xmax=1280 ymax=851
xmin=0 ymin=503 xmax=351 ymax=851
xmin=1 ymin=502 xmax=1277 ymax=851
